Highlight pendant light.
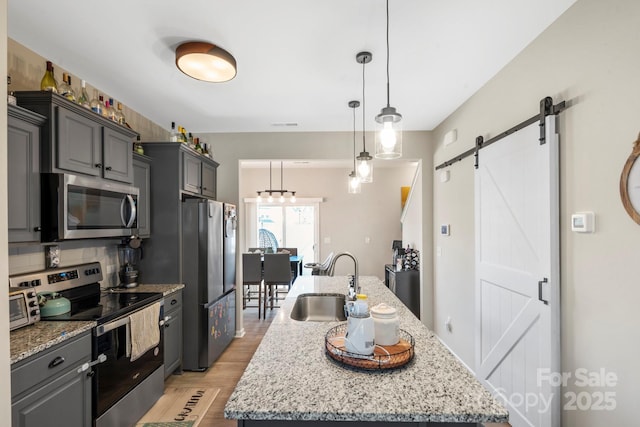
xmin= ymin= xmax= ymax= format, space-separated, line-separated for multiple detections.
xmin=356 ymin=51 xmax=373 ymax=183
xmin=348 ymin=100 xmax=362 ymax=194
xmin=375 ymin=0 xmax=402 ymax=159
xmin=256 ymin=161 xmax=296 ymax=203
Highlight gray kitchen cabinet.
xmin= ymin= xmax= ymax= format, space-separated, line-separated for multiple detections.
xmin=7 ymin=104 xmax=45 ymax=243
xmin=163 ymin=290 xmax=183 ymax=378
xmin=133 ymin=153 xmax=152 ymax=238
xmin=182 ymin=149 xmax=217 ymax=198
xmin=14 ymin=91 xmax=137 ymax=183
xmin=11 ymin=332 xmax=92 ymax=427
xmin=384 ymin=264 xmax=420 ymax=319
xmin=138 ymin=143 xmax=218 ymax=284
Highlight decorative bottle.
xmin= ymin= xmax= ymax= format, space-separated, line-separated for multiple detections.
xmin=77 ymin=80 xmax=90 ymax=108
xmin=40 ymin=60 xmax=58 ymax=93
xmin=116 ymin=102 xmax=126 ymax=125
xmin=107 ymin=98 xmax=117 ymax=121
xmin=59 ymin=73 xmax=76 ymax=102
xmin=90 ymin=89 xmax=103 ymax=115
xmin=99 ymin=95 xmax=109 ymax=118
xmin=170 ymin=122 xmax=178 ymax=142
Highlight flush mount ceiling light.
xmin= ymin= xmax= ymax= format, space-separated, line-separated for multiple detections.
xmin=175 ymin=41 xmax=237 ymax=83
xmin=348 ymin=100 xmax=362 ymax=194
xmin=375 ymin=0 xmax=402 ymax=159
xmin=356 ymin=51 xmax=373 ymax=183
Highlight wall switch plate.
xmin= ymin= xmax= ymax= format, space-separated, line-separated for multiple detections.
xmin=440 ymin=170 xmax=450 ymax=183
xmin=571 ymin=212 xmax=595 ymax=233
xmin=323 ymin=236 xmax=331 ymax=244
xmin=440 ymin=224 xmax=450 ymax=236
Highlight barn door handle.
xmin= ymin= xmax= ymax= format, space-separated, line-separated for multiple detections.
xmin=538 ymin=278 xmax=549 ymax=305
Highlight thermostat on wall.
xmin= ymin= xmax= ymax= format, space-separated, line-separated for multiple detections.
xmin=571 ymin=212 xmax=595 ymax=233
xmin=440 ymin=224 xmax=450 ymax=236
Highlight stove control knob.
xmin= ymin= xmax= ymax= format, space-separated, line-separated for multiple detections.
xmin=30 ymin=309 xmax=39 ymax=316
xmin=28 ymin=300 xmax=38 ymax=307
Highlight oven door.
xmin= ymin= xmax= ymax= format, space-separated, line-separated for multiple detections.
xmin=93 ymin=305 xmax=164 ymax=418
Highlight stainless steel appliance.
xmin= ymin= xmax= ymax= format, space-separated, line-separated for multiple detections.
xmin=181 ymin=199 xmax=236 ymax=371
xmin=9 ymin=287 xmax=40 ymax=330
xmin=41 ymin=173 xmax=139 ymax=241
xmin=9 ymin=263 xmax=164 ymax=427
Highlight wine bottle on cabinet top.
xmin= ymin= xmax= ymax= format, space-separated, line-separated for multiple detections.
xmin=59 ymin=73 xmax=76 ymax=102
xmin=116 ymin=102 xmax=126 ymax=125
xmin=40 ymin=61 xmax=58 ymax=93
xmin=90 ymin=90 xmax=103 ymax=115
xmin=77 ymin=80 xmax=90 ymax=108
xmin=170 ymin=122 xmax=178 ymax=142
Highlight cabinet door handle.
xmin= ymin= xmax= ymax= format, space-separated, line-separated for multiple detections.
xmin=33 ymin=226 xmax=41 ymax=232
xmin=171 ymin=299 xmax=178 ymax=305
xmin=95 ymin=163 xmax=103 ymax=168
xmin=105 ymin=166 xmax=112 ymax=171
xmin=48 ymin=356 xmax=65 ymax=369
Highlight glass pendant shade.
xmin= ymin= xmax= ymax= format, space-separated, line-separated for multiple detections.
xmin=267 ymin=193 xmax=274 ymax=203
xmin=256 ymin=192 xmax=263 ymax=203
xmin=375 ymin=106 xmax=402 ymax=159
xmin=348 ymin=172 xmax=361 ymax=194
xmin=356 ymin=152 xmax=373 ymax=183
xmin=290 ymin=192 xmax=296 ymax=203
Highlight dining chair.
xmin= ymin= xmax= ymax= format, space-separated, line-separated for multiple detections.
xmin=242 ymin=253 xmax=263 ymax=318
xmin=262 ymin=253 xmax=292 ymax=318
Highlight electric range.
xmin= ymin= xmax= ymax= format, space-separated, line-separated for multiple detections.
xmin=9 ymin=262 xmax=165 ymax=427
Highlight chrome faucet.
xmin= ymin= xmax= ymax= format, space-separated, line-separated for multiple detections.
xmin=326 ymin=252 xmax=359 ymax=300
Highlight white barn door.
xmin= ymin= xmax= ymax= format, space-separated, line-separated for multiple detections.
xmin=475 ymin=117 xmax=560 ymax=427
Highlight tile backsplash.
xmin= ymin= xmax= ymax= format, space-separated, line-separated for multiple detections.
xmin=9 ymin=239 xmax=122 ymax=289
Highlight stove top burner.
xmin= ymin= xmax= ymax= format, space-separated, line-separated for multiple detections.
xmin=46 ymin=287 xmax=163 ymax=325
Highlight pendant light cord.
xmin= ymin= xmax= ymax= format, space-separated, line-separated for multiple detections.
xmin=362 ymin=58 xmax=367 ymax=152
xmin=385 ymin=0 xmax=391 ymax=108
xmin=280 ymin=161 xmax=284 ymax=191
xmin=352 ymin=106 xmax=357 ymax=171
xmin=269 ymin=161 xmax=272 ymax=192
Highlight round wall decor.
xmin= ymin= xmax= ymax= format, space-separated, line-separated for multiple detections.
xmin=620 ymin=132 xmax=640 ymax=225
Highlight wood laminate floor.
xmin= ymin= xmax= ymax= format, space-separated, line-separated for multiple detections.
xmin=160 ymin=307 xmax=510 ymax=427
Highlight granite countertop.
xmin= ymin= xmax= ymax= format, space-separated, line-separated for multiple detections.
xmin=224 ymin=275 xmax=509 ymax=424
xmin=10 ymin=284 xmax=183 ymax=365
xmin=105 ymin=283 xmax=184 ymax=296
xmin=10 ymin=321 xmax=95 ymax=365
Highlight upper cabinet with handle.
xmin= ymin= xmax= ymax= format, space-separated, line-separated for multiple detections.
xmin=15 ymin=91 xmax=138 ymax=184
xmin=7 ymin=104 xmax=46 ymax=243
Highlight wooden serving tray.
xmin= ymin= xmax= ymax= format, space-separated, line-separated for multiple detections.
xmin=325 ymin=335 xmax=414 ymax=370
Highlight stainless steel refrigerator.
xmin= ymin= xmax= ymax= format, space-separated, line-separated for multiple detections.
xmin=181 ymin=199 xmax=237 ymax=371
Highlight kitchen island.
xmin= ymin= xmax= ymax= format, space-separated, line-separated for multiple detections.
xmin=224 ymin=275 xmax=508 ymax=426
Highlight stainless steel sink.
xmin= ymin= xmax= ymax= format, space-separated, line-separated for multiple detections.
xmin=290 ymin=293 xmax=347 ymax=322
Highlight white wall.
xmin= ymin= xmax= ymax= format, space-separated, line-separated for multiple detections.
xmin=1 ymin=0 xmax=10 ymax=417
xmin=400 ymin=165 xmax=428 ymax=325
xmin=431 ymin=0 xmax=639 ymax=425
xmin=241 ymin=165 xmax=417 ymax=278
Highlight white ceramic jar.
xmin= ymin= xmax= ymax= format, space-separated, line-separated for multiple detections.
xmin=370 ymin=303 xmax=399 ymax=346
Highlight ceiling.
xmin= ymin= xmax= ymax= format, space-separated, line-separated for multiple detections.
xmin=8 ymin=0 xmax=576 ymax=134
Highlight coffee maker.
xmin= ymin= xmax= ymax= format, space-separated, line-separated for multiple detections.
xmin=118 ymin=237 xmax=142 ymax=288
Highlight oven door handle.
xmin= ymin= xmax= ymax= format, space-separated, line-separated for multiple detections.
xmin=77 ymin=353 xmax=107 ymax=374
xmin=95 ymin=313 xmax=164 ymax=337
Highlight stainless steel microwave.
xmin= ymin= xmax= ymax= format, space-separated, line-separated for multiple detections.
xmin=41 ymin=173 xmax=139 ymax=241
